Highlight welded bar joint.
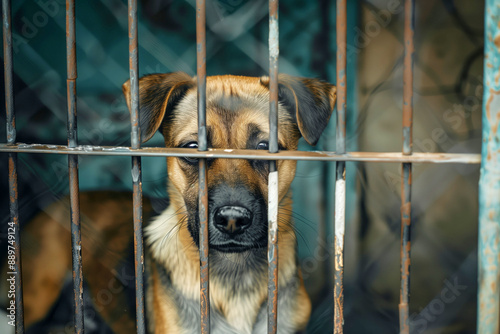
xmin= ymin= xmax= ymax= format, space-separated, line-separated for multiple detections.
xmin=477 ymin=1 xmax=500 ymax=333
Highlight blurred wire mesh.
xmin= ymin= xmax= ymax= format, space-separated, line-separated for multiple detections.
xmin=0 ymin=0 xmax=484 ymax=333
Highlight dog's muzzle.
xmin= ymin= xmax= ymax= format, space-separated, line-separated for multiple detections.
xmin=204 ymin=184 xmax=267 ymax=253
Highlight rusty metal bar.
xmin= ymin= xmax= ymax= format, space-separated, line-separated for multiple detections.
xmin=399 ymin=163 xmax=411 ymax=334
xmin=66 ymin=1 xmax=84 ymax=332
xmin=3 ymin=0 xmax=24 ymax=332
xmin=127 ymin=0 xmax=146 ymax=332
xmin=402 ymin=0 xmax=414 ymax=158
xmin=268 ymin=1 xmax=279 ymax=333
xmin=399 ymin=1 xmax=414 ymax=333
xmin=2 ymin=0 xmax=14 ymax=148
xmin=0 ymin=144 xmax=482 ymax=164
xmin=334 ymin=0 xmax=347 ymax=333
xmin=196 ymin=0 xmax=210 ymax=332
xmin=477 ymin=1 xmax=500 ymax=333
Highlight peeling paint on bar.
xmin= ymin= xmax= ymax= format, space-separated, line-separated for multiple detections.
xmin=66 ymin=1 xmax=84 ymax=332
xmin=334 ymin=163 xmax=346 ymax=334
xmin=0 ymin=144 xmax=482 ymax=164
xmin=268 ymin=1 xmax=279 ymax=333
xmin=335 ymin=0 xmax=347 ymax=332
xmin=334 ymin=177 xmax=345 ymax=249
xmin=269 ymin=19 xmax=279 ymax=60
xmin=68 ymin=155 xmax=83 ymax=334
xmin=198 ymin=158 xmax=210 ymax=334
xmin=399 ymin=0 xmax=415 ymax=332
xmin=131 ymin=156 xmax=145 ymax=334
xmin=127 ymin=0 xmax=146 ymax=332
xmin=267 ymin=169 xmax=279 ymax=334
xmin=268 ymin=171 xmax=279 ymax=245
xmin=477 ymin=0 xmax=500 ymax=333
xmin=196 ymin=0 xmax=210 ymax=333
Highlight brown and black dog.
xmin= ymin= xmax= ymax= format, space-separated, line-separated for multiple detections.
xmin=121 ymin=72 xmax=336 ymax=333
xmin=7 ymin=73 xmax=335 ymax=334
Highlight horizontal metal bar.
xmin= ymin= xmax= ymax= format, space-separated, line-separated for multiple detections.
xmin=0 ymin=144 xmax=481 ymax=164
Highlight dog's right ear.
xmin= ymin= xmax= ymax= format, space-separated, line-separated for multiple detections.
xmin=122 ymin=72 xmax=194 ymax=143
xmin=260 ymin=74 xmax=336 ymax=146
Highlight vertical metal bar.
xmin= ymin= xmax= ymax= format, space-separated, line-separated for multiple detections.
xmin=477 ymin=1 xmax=500 ymax=333
xmin=127 ymin=0 xmax=146 ymax=333
xmin=3 ymin=3 xmax=24 ymax=332
xmin=399 ymin=0 xmax=414 ymax=333
xmin=3 ymin=0 xmax=14 ymax=147
xmin=268 ymin=1 xmax=279 ymax=333
xmin=334 ymin=0 xmax=347 ymax=333
xmin=402 ymin=0 xmax=414 ymax=158
xmin=196 ymin=1 xmax=210 ymax=333
xmin=66 ymin=1 xmax=84 ymax=333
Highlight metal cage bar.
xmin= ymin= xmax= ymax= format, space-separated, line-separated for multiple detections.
xmin=268 ymin=1 xmax=279 ymax=333
xmin=0 ymin=144 xmax=481 ymax=163
xmin=3 ymin=2 xmax=495 ymax=334
xmin=399 ymin=1 xmax=415 ymax=332
xmin=477 ymin=1 xmax=500 ymax=332
xmin=334 ymin=0 xmax=347 ymax=333
xmin=3 ymin=0 xmax=24 ymax=332
xmin=196 ymin=0 xmax=211 ymax=332
xmin=127 ymin=0 xmax=146 ymax=332
xmin=66 ymin=1 xmax=84 ymax=332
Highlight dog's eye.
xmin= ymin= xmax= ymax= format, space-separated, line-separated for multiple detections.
xmin=183 ymin=141 xmax=199 ymax=149
xmin=256 ymin=141 xmax=269 ymax=150
xmin=181 ymin=141 xmax=198 ymax=164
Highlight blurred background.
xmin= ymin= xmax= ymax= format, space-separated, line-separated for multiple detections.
xmin=0 ymin=0 xmax=483 ymax=333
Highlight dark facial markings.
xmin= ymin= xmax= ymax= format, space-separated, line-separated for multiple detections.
xmin=246 ymin=123 xmax=286 ymax=175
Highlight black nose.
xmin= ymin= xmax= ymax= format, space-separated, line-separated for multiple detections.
xmin=214 ymin=206 xmax=253 ymax=235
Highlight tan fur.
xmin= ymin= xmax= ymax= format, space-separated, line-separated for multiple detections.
xmin=138 ymin=74 xmax=334 ymax=333
xmin=10 ymin=74 xmax=334 ymax=334
xmin=151 ymin=265 xmax=183 ymax=334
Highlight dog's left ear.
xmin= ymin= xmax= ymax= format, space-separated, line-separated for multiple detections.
xmin=122 ymin=72 xmax=194 ymax=143
xmin=261 ymin=75 xmax=336 ymax=146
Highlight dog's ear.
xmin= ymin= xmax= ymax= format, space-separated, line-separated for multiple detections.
xmin=261 ymin=75 xmax=336 ymax=146
xmin=122 ymin=72 xmax=194 ymax=143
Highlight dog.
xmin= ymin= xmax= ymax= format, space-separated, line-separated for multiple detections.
xmin=121 ymin=72 xmax=336 ymax=333
xmin=6 ymin=72 xmax=335 ymax=334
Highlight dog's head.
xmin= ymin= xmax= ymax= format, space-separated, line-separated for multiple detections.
xmin=123 ymin=73 xmax=336 ymax=253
